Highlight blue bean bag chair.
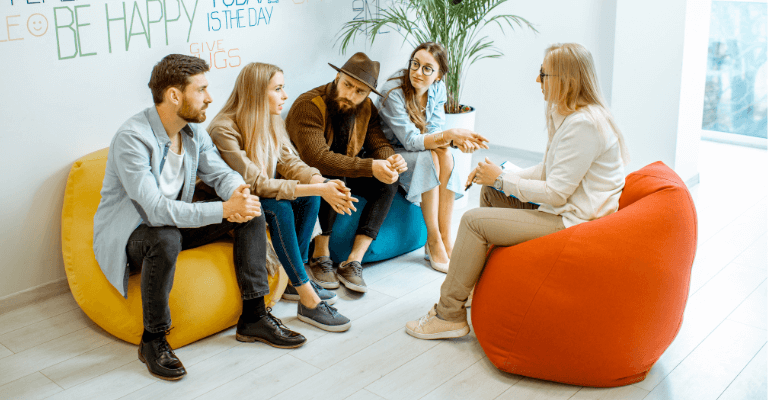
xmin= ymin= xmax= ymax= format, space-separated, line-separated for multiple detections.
xmin=329 ymin=190 xmax=427 ymax=263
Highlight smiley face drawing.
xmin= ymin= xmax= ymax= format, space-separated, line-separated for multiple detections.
xmin=27 ymin=14 xmax=48 ymax=37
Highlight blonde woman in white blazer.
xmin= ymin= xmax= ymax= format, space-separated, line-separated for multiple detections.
xmin=406 ymin=43 xmax=631 ymax=340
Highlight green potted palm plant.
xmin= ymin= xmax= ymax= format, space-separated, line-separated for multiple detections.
xmin=336 ymin=0 xmax=536 ymax=114
xmin=336 ymin=0 xmax=536 ymax=207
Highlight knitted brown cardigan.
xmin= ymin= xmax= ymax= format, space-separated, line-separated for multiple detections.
xmin=285 ymin=82 xmax=395 ymax=178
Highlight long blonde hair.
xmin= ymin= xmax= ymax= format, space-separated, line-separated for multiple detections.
xmin=543 ymin=43 xmax=630 ymax=165
xmin=216 ymin=62 xmax=290 ymax=177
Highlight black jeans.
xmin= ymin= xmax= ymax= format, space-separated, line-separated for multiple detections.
xmin=126 ymin=214 xmax=269 ymax=333
xmin=319 ymin=176 xmax=398 ymax=240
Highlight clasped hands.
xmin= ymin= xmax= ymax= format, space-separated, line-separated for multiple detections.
xmin=446 ymin=128 xmax=489 ymax=153
xmin=372 ymin=154 xmax=408 ymax=185
xmin=224 ymin=184 xmax=261 ymax=223
xmin=321 ymin=179 xmax=358 ymax=215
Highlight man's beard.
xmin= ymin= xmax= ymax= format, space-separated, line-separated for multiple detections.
xmin=327 ymin=81 xmax=363 ymax=118
xmin=178 ymin=97 xmax=207 ymax=123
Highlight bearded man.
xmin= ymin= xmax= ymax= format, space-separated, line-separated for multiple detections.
xmin=285 ymin=52 xmax=407 ymax=294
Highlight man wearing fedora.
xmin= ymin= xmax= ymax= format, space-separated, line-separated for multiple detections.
xmin=285 ymin=52 xmax=407 ymax=293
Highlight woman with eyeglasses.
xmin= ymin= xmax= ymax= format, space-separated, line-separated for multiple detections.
xmin=405 ymin=43 xmax=631 ymax=340
xmin=207 ymin=62 xmax=355 ymax=333
xmin=376 ymin=42 xmax=489 ymax=273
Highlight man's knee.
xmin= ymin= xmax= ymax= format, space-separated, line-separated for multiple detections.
xmin=383 ymin=181 xmax=398 ymax=197
xmin=148 ymin=227 xmax=182 ymax=259
xmin=242 ymin=213 xmax=267 ymax=232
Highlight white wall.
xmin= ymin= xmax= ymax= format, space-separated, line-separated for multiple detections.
xmin=0 ymin=0 xmax=409 ymax=299
xmin=675 ymin=0 xmax=712 ymax=185
xmin=611 ymin=0 xmax=700 ymax=182
xmin=0 ymin=0 xmax=704 ymax=300
xmin=459 ymin=0 xmax=619 ymax=153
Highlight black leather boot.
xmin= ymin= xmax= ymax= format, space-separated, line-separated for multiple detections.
xmin=236 ymin=309 xmax=307 ymax=348
xmin=138 ymin=334 xmax=186 ymax=380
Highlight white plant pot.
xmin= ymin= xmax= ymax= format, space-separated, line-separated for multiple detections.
xmin=444 ymin=107 xmax=476 ymax=209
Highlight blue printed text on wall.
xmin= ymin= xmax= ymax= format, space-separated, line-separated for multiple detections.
xmin=207 ymin=0 xmax=276 ymax=31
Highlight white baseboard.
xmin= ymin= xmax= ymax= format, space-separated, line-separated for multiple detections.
xmin=0 ymin=278 xmax=71 ymax=315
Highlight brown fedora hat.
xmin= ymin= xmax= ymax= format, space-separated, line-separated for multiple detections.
xmin=329 ymin=52 xmax=382 ymax=96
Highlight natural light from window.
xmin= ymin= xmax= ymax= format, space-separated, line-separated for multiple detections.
xmin=703 ymin=0 xmax=767 ymax=141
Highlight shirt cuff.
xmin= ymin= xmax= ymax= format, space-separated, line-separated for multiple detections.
xmin=203 ymin=201 xmax=225 ymax=225
xmin=500 ymin=172 xmax=521 ymax=197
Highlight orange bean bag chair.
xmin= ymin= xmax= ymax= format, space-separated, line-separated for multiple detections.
xmin=61 ymin=148 xmax=287 ymax=349
xmin=471 ymin=161 xmax=697 ymax=387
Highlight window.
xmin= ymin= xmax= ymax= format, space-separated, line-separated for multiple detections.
xmin=703 ymin=1 xmax=767 ymax=143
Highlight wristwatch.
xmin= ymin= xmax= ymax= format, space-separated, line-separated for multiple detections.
xmin=493 ymin=175 xmax=504 ymax=191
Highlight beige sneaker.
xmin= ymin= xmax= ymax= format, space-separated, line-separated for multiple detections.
xmin=405 ymin=306 xmax=470 ymax=340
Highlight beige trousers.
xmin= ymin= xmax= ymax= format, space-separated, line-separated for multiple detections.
xmin=436 ymin=186 xmax=566 ymax=322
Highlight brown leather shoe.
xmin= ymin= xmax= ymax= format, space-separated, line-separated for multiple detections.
xmin=138 ymin=335 xmax=186 ymax=381
xmin=337 ymin=260 xmax=367 ymax=293
xmin=308 ymin=256 xmax=339 ymax=289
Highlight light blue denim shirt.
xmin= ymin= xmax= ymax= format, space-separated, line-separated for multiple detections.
xmin=376 ymin=71 xmax=447 ymax=151
xmin=93 ymin=106 xmax=245 ymax=297
xmin=375 ymin=72 xmax=463 ymax=204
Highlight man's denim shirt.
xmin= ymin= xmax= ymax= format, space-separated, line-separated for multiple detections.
xmin=93 ymin=106 xmax=244 ymax=297
xmin=376 ymin=71 xmax=447 ymax=151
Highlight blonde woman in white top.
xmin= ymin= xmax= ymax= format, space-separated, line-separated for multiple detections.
xmin=406 ymin=43 xmax=631 ymax=340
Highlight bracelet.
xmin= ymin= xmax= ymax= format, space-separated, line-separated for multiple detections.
xmin=435 ymin=132 xmax=449 ymax=146
xmin=323 ymin=178 xmax=330 ymax=183
xmin=449 ymin=140 xmax=458 ymax=149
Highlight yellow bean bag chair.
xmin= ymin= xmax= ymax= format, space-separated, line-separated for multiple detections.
xmin=61 ymin=148 xmax=287 ymax=349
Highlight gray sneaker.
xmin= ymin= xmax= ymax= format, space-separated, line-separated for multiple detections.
xmin=337 ymin=261 xmax=367 ymax=293
xmin=297 ymin=301 xmax=351 ymax=332
xmin=282 ymin=281 xmax=338 ymax=305
xmin=308 ymin=257 xmax=339 ymax=289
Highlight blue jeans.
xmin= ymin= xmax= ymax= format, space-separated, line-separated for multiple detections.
xmin=261 ymin=196 xmax=321 ymax=286
xmin=126 ymin=214 xmax=270 ymax=333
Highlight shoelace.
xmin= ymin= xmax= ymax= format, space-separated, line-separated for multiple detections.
xmin=416 ymin=313 xmax=433 ymax=329
xmin=343 ymin=261 xmax=362 ymax=276
xmin=310 ymin=281 xmax=324 ymax=292
xmin=157 ymin=328 xmax=175 ymax=355
xmin=318 ymin=258 xmax=335 ymax=274
xmin=265 ymin=308 xmax=291 ymax=332
xmin=317 ymin=301 xmax=340 ymax=316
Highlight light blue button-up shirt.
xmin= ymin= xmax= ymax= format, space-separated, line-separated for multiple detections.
xmin=375 ymin=72 xmax=463 ymax=204
xmin=93 ymin=106 xmax=245 ymax=297
xmin=377 ymin=72 xmax=447 ymax=150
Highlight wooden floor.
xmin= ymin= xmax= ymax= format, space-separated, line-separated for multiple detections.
xmin=1 ymin=141 xmax=765 ymax=400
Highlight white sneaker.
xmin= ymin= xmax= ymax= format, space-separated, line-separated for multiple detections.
xmin=405 ymin=306 xmax=469 ymax=340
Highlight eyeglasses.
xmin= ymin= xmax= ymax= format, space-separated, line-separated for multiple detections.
xmin=539 ymin=65 xmax=556 ymax=81
xmin=409 ymin=59 xmax=436 ymax=76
